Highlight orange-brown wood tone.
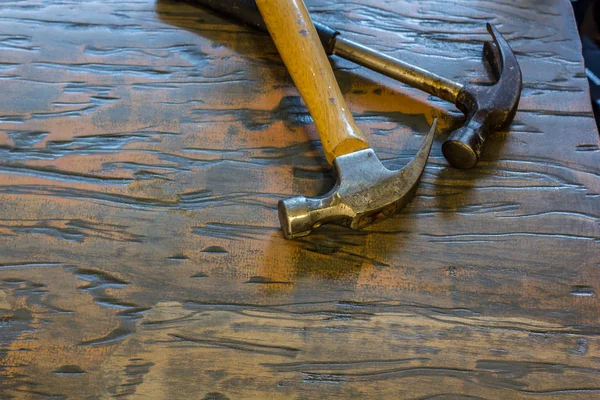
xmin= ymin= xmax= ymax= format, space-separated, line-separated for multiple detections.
xmin=1 ymin=0 xmax=599 ymax=399
xmin=256 ymin=0 xmax=369 ymax=163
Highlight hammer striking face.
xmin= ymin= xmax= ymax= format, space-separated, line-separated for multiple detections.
xmin=279 ymin=122 xmax=436 ymax=239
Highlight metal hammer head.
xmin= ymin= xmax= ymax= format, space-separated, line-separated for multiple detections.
xmin=442 ymin=23 xmax=522 ymax=169
xmin=278 ymin=121 xmax=436 ymax=239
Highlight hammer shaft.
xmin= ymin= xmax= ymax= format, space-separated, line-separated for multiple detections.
xmin=255 ymin=0 xmax=369 ymax=164
xmin=334 ymin=37 xmax=463 ymax=103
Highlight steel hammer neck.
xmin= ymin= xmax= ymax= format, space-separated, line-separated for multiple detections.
xmin=333 ymin=36 xmax=463 ymax=103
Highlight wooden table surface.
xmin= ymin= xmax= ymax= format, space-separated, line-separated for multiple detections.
xmin=1 ymin=0 xmax=599 ymax=398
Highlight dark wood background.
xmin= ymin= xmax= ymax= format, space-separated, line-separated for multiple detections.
xmin=1 ymin=0 xmax=599 ymax=398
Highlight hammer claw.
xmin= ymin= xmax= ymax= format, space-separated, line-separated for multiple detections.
xmin=404 ymin=119 xmax=437 ymax=181
xmin=279 ymin=120 xmax=437 ymax=239
xmin=483 ymin=41 xmax=501 ymax=81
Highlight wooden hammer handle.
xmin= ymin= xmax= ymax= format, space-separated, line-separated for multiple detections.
xmin=255 ymin=0 xmax=368 ymax=163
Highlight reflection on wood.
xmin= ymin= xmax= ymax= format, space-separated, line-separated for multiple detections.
xmin=0 ymin=0 xmax=599 ymax=398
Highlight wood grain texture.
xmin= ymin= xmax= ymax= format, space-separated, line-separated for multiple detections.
xmin=0 ymin=0 xmax=599 ymax=398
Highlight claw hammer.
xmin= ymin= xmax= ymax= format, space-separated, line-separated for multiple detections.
xmin=254 ymin=0 xmax=436 ymax=239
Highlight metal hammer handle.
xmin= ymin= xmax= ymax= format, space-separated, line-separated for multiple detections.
xmin=255 ymin=0 xmax=368 ymax=164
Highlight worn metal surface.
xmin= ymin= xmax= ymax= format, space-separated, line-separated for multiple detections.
xmin=280 ymin=121 xmax=435 ymax=239
xmin=443 ymin=24 xmax=523 ymax=169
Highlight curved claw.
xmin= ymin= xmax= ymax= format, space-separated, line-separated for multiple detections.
xmin=398 ymin=118 xmax=437 ymax=194
xmin=484 ymin=23 xmax=520 ymax=86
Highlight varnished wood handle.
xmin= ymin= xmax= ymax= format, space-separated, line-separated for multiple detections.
xmin=255 ymin=0 xmax=369 ymax=163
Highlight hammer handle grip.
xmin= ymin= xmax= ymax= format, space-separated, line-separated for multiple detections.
xmin=255 ymin=0 xmax=368 ymax=163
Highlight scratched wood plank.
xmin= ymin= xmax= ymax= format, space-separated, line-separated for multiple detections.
xmin=0 ymin=0 xmax=599 ymax=398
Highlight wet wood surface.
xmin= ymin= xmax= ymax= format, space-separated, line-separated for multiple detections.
xmin=1 ymin=0 xmax=599 ymax=398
